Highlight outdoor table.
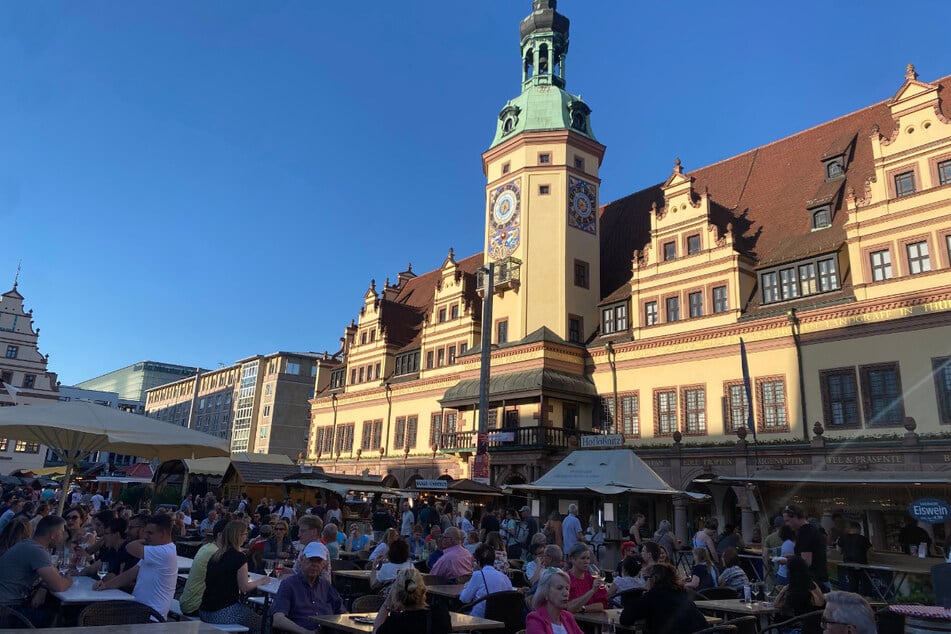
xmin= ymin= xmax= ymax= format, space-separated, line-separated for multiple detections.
xmin=574 ymin=608 xmax=721 ymax=633
xmin=338 ymin=550 xmax=359 ymax=559
xmin=44 ymin=623 xmax=228 ymax=633
xmin=332 ymin=569 xmax=373 ymax=580
xmin=889 ymin=605 xmax=951 ymax=633
xmin=835 ymin=561 xmax=932 ymax=602
xmin=178 ymin=555 xmax=194 ymax=572
xmin=426 ymin=584 xmax=466 ymax=599
xmin=695 ymin=598 xmax=778 ymax=629
xmin=52 ymin=575 xmax=137 ymax=605
xmin=311 ymin=611 xmax=506 ymax=633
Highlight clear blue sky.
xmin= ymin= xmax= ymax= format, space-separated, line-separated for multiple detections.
xmin=3 ymin=1 xmax=951 ymax=385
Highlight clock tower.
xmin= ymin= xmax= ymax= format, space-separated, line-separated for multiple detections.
xmin=481 ymin=0 xmax=606 ymax=345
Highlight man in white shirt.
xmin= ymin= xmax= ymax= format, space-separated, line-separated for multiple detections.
xmin=93 ymin=513 xmax=178 ymax=618
xmin=278 ymin=498 xmax=296 ymax=522
xmin=90 ymin=492 xmax=105 ymax=512
xmin=400 ymin=501 xmax=414 ymax=538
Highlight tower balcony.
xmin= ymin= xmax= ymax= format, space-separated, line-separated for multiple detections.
xmin=476 ymin=257 xmax=522 ymax=295
xmin=437 ymin=425 xmax=592 ymax=456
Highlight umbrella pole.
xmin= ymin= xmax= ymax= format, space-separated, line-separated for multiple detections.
xmin=57 ymin=461 xmax=73 ymax=516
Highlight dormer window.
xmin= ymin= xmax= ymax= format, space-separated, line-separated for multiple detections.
xmin=811 ymin=207 xmax=832 ymax=230
xmin=601 ymin=302 xmax=628 ymax=335
xmin=825 ymin=159 xmax=845 ymax=179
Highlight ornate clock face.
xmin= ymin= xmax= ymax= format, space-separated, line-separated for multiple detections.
xmin=488 ymin=179 xmax=521 ymax=260
xmin=567 ymin=176 xmax=597 ymax=234
xmin=493 ymin=191 xmax=517 ymax=225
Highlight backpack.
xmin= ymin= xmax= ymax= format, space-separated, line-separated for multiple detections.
xmin=515 ymin=520 xmax=531 ymax=546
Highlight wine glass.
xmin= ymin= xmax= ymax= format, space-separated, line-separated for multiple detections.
xmin=264 ymin=559 xmax=274 ymax=577
xmin=98 ymin=561 xmax=109 ymax=581
xmin=274 ymin=561 xmax=284 ymax=578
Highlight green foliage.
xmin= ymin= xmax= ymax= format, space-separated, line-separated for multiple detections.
xmin=118 ymin=484 xmax=153 ymax=510
xmin=153 ymin=485 xmax=182 ymax=506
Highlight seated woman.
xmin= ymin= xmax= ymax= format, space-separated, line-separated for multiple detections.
xmin=774 ymin=556 xmax=825 ymax=634
xmin=370 ymin=528 xmax=400 ymax=564
xmin=373 ymin=567 xmax=451 ymax=634
xmin=408 ymin=525 xmax=427 ymax=560
xmin=484 ymin=531 xmax=510 ymax=572
xmin=523 ymin=541 xmax=548 ymax=586
xmin=685 ymin=546 xmax=717 ymax=591
xmin=263 ymin=520 xmax=295 ymax=561
xmin=459 ymin=544 xmax=514 ymax=618
xmin=608 ymin=555 xmax=644 ymax=607
xmin=464 ymin=530 xmax=481 ymax=555
xmin=347 ymin=525 xmax=371 ymax=554
xmin=619 ymin=563 xmax=708 ymax=634
xmin=717 ymin=547 xmax=750 ymax=592
xmin=565 ymin=542 xmax=608 ymax=614
xmin=372 ymin=538 xmax=416 ymax=591
xmin=527 ymin=568 xmax=584 ymax=634
xmin=199 ymin=520 xmax=271 ymax=626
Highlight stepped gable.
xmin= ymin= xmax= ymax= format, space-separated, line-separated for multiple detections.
xmin=598 ymin=74 xmax=951 ymax=300
xmin=381 ymin=253 xmax=484 ymax=352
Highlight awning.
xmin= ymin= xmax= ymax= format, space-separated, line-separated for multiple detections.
xmin=94 ymin=476 xmax=153 ymax=484
xmin=29 ymin=466 xmax=67 ymax=477
xmin=506 ymin=449 xmax=707 ymax=499
xmin=711 ymin=471 xmax=951 ymax=486
xmin=407 ymin=478 xmax=503 ymax=497
xmin=440 ymin=368 xmax=598 ymax=409
xmin=183 ymin=457 xmax=233 ymax=477
xmin=263 ymin=478 xmax=403 ymax=498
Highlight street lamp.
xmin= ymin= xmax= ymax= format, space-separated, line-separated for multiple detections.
xmin=605 ymin=341 xmax=618 ymax=435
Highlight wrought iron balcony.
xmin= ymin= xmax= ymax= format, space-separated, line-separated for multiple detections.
xmin=476 ymin=257 xmax=522 ymax=294
xmin=438 ymin=426 xmax=592 ymax=454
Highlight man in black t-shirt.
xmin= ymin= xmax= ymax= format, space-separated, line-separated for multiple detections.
xmin=371 ymin=503 xmax=392 ymax=542
xmin=898 ymin=516 xmax=932 ymax=556
xmin=837 ymin=521 xmax=872 ymax=594
xmin=783 ymin=504 xmax=829 ymax=590
xmin=479 ymin=507 xmax=500 ymax=534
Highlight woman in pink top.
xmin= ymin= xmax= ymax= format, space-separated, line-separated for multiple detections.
xmin=565 ymin=542 xmax=608 ymax=613
xmin=527 ymin=568 xmax=585 ymax=634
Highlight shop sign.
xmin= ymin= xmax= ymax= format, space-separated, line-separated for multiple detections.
xmin=909 ymin=498 xmax=951 ymax=523
xmin=472 ymin=452 xmax=490 ymax=485
xmin=581 ymin=434 xmax=624 ymax=448
xmin=487 ymin=431 xmax=515 ymax=442
xmin=415 ymin=479 xmax=448 ymax=490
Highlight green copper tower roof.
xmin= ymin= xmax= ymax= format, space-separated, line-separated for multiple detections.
xmin=489 ymin=1 xmax=596 ymax=149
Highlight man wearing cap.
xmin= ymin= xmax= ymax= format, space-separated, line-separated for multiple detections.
xmin=271 ymin=541 xmax=345 ymax=634
xmin=516 ymin=505 xmax=539 ymax=559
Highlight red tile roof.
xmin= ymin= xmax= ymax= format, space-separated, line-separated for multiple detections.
xmin=379 ymin=253 xmax=484 ymax=352
xmin=598 ymin=75 xmax=951 ymax=299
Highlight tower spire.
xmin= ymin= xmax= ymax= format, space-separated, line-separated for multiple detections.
xmin=12 ymin=260 xmax=21 ymax=290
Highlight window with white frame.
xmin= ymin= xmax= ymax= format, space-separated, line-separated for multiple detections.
xmin=655 ymin=390 xmax=677 ymax=435
xmin=713 ymin=286 xmax=729 ymax=313
xmin=869 ymin=250 xmax=893 ymax=281
xmin=907 ymin=241 xmax=931 ymax=274
xmin=760 ymin=255 xmax=839 ymax=304
xmin=644 ymin=302 xmax=658 ymax=326
xmin=682 ymin=387 xmax=706 ymax=434
xmin=601 ymin=302 xmax=628 ymax=334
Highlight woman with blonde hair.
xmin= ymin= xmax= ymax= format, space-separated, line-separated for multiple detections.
xmin=685 ymin=546 xmax=717 ymax=590
xmin=370 ymin=527 xmax=400 ymax=563
xmin=0 ymin=517 xmax=32 ymax=557
xmin=373 ymin=567 xmax=451 ymax=634
xmin=264 ymin=519 xmax=295 ymax=560
xmin=199 ymin=520 xmax=271 ymax=626
xmin=527 ymin=568 xmax=585 ymax=634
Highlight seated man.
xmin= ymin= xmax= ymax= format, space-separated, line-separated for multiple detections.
xmin=429 ymin=527 xmax=473 ymax=581
xmin=0 ymin=515 xmax=73 ymax=627
xmin=822 ymin=591 xmax=876 ymax=634
xmin=94 ymin=513 xmax=178 ymax=618
xmin=96 ymin=517 xmax=139 ymax=580
xmin=271 ymin=542 xmax=346 ymax=634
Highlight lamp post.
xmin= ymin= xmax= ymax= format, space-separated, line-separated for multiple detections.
xmin=787 ymin=308 xmax=810 ymax=442
xmin=474 ymin=262 xmax=494 ymax=485
xmin=605 ymin=341 xmax=618 ymax=435
xmin=329 ymin=393 xmax=338 ymax=461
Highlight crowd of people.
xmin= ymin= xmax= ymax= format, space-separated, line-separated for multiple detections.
xmin=0 ymin=486 xmax=884 ymax=633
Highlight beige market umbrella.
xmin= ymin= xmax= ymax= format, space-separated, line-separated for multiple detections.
xmin=0 ymin=400 xmax=230 ymax=513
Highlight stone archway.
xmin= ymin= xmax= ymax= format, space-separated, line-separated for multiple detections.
xmin=404 ymin=473 xmax=422 ymax=489
xmin=381 ymin=474 xmax=400 ymax=489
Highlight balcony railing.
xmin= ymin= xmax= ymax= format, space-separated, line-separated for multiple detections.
xmin=438 ymin=426 xmax=593 ymax=453
xmin=476 ymin=257 xmax=522 ymax=294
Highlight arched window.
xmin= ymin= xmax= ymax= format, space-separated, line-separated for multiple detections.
xmin=524 ymin=49 xmax=534 ymax=79
xmin=812 ymin=207 xmax=831 ymax=229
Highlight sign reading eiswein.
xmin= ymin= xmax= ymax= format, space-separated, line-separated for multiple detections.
xmin=909 ymin=498 xmax=951 ymax=523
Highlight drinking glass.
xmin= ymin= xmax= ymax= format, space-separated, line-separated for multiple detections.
xmin=98 ymin=561 xmax=109 ymax=581
xmin=274 ymin=561 xmax=284 ymax=578
xmin=264 ymin=560 xmax=274 ymax=577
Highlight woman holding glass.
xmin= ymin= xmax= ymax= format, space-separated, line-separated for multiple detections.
xmin=566 ymin=542 xmax=608 ymax=614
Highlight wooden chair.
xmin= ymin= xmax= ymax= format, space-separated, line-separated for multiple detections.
xmin=757 ymin=609 xmax=824 ymax=634
xmin=78 ymin=601 xmax=167 ymax=625
xmin=698 ymin=587 xmax=740 ymax=600
xmin=718 ymin=615 xmax=757 ymax=634
xmin=460 ymin=590 xmax=526 ymax=634
xmin=352 ymin=594 xmax=386 ymax=612
xmin=0 ymin=605 xmax=35 ymax=629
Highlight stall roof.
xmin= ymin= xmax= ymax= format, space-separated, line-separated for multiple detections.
xmin=408 ymin=478 xmax=503 ymax=497
xmin=711 ymin=471 xmax=951 ymax=485
xmin=507 ymin=449 xmax=706 ymax=498
xmin=183 ymin=453 xmax=295 ymax=477
xmin=265 ymin=478 xmax=402 ymax=497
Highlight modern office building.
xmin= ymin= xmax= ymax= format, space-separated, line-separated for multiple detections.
xmin=306 ymin=1 xmax=951 ymax=548
xmin=145 ymin=351 xmax=322 ymax=460
xmin=76 ymin=360 xmax=203 ymax=413
xmin=0 ymin=283 xmax=59 ymax=474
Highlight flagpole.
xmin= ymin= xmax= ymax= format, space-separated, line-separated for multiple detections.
xmin=739 ymin=338 xmax=758 ymax=475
